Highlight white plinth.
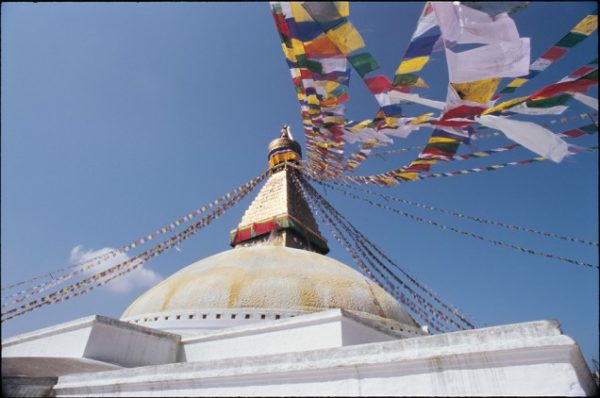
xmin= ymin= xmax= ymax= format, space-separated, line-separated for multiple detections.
xmin=3 ymin=312 xmax=597 ymax=396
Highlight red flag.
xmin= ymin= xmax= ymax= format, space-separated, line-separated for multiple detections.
xmin=364 ymin=75 xmax=392 ymax=94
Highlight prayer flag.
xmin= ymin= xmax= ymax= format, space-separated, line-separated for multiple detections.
xmin=442 ymin=104 xmax=488 ymax=120
xmin=413 ymin=3 xmax=438 ymax=38
xmin=320 ymin=57 xmax=347 ymax=74
xmin=529 ymin=57 xmax=553 ymax=71
xmin=393 ymin=73 xmax=419 ymax=86
xmin=382 ymin=104 xmax=404 ymax=117
xmin=531 ymin=78 xmax=597 ymax=99
xmin=556 ymin=32 xmax=587 ymax=48
xmin=432 ymin=2 xmax=520 ymax=45
xmin=540 ymin=47 xmax=567 ymax=61
xmin=364 ymin=75 xmax=392 ymax=94
xmin=305 ymin=59 xmax=323 ymax=74
xmin=563 ymin=128 xmax=586 ymax=138
xmin=304 ymin=35 xmax=342 ymax=57
xmin=445 ymin=38 xmax=530 ymax=83
xmin=462 ymin=2 xmax=528 ymax=17
xmin=326 ymin=22 xmax=365 ymax=54
xmin=404 ymin=34 xmax=440 ymax=58
xmin=527 ymin=94 xmax=571 ymax=108
xmin=506 ymin=78 xmax=527 ymax=88
xmin=348 ymin=52 xmax=379 ymax=77
xmin=293 ymin=21 xmax=323 ymax=41
xmin=509 ymin=103 xmax=568 ymax=115
xmin=476 ymin=115 xmax=569 ymax=162
xmin=290 ymin=2 xmax=314 ymax=22
xmin=302 ymin=2 xmax=347 ymax=31
xmin=571 ymin=13 xmax=598 ymax=35
xmin=383 ymin=91 xmax=446 ymax=110
xmin=451 ymin=78 xmax=500 ymax=104
xmin=396 ymin=56 xmax=430 ymax=74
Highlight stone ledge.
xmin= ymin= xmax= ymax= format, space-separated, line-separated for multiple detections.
xmin=2 ymin=357 xmax=122 ymax=378
xmin=2 ymin=376 xmax=57 ymax=398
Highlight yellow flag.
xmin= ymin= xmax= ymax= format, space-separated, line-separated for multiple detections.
xmin=414 ymin=77 xmax=429 ymax=88
xmin=396 ymin=56 xmax=429 ymax=74
xmin=409 ymin=159 xmax=436 ymax=166
xmin=381 ymin=177 xmax=398 ymax=186
xmin=385 ymin=117 xmax=397 ymax=128
xmin=320 ymin=97 xmax=339 ymax=107
xmin=428 ymin=136 xmax=456 ymax=144
xmin=324 ymin=81 xmax=340 ymax=92
xmin=290 ymin=2 xmax=314 ymax=22
xmin=307 ymin=95 xmax=320 ymax=106
xmin=506 ymin=78 xmax=528 ymax=88
xmin=326 ymin=22 xmax=365 ymax=54
xmin=395 ymin=172 xmax=419 ymax=181
xmin=451 ymin=78 xmax=500 ymax=104
xmin=482 ymin=96 xmax=529 ymax=115
xmin=323 ymin=116 xmax=345 ymax=124
xmin=335 ymin=2 xmax=350 ymax=17
xmin=291 ymin=38 xmax=306 ymax=56
xmin=410 ymin=113 xmax=434 ymax=125
xmin=281 ymin=43 xmax=296 ymax=63
xmin=571 ymin=15 xmax=598 ymax=35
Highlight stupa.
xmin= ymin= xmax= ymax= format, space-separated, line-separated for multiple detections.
xmin=2 ymin=128 xmax=597 ymax=397
xmin=119 ymin=125 xmax=422 ymax=338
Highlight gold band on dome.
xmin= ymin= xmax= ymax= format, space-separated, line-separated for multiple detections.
xmin=269 ymin=151 xmax=301 ymax=169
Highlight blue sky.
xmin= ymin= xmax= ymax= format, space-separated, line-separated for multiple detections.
xmin=1 ymin=2 xmax=598 ymax=367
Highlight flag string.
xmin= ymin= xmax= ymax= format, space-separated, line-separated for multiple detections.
xmin=341 ymin=146 xmax=598 ymax=186
xmin=292 ymin=169 xmax=475 ymax=332
xmin=293 ymin=171 xmax=450 ymax=332
xmin=296 ymin=172 xmax=476 ymax=330
xmin=1 ymin=171 xmax=269 ymax=303
xmin=312 ymin=177 xmax=599 ymax=248
xmin=1 ymin=172 xmax=268 ymax=321
xmin=296 ymin=169 xmax=597 ymax=269
xmin=497 ymin=8 xmax=598 ymax=97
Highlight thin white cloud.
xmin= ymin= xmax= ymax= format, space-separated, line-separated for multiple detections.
xmin=69 ymin=245 xmax=163 ymax=294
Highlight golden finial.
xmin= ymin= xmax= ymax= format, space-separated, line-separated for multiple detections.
xmin=268 ymin=124 xmax=302 ymax=169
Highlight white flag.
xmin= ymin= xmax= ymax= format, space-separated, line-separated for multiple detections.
xmin=476 ymin=115 xmax=570 ymax=163
xmin=432 ymin=2 xmax=521 ymax=45
xmin=320 ymin=58 xmax=347 ymax=74
xmin=509 ymin=103 xmax=568 ymax=115
xmin=445 ymin=38 xmax=530 ymax=83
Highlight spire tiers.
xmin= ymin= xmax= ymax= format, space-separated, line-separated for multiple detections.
xmin=229 ymin=126 xmax=329 ymax=254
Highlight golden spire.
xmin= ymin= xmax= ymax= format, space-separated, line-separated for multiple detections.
xmin=267 ymin=124 xmax=302 ymax=170
xmin=229 ymin=125 xmax=329 ymax=254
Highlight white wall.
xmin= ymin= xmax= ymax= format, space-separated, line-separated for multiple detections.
xmin=182 ymin=311 xmax=345 ymax=362
xmin=340 ymin=316 xmax=397 ymax=346
xmin=2 ymin=317 xmax=95 ymax=359
xmin=52 ymin=320 xmax=598 ymax=397
xmin=2 ymin=315 xmax=181 ymax=367
xmin=83 ymin=320 xmax=180 ymax=367
xmin=181 ymin=309 xmax=410 ymax=362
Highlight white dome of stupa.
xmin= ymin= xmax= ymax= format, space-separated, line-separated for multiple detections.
xmin=121 ymin=246 xmax=420 ymax=335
